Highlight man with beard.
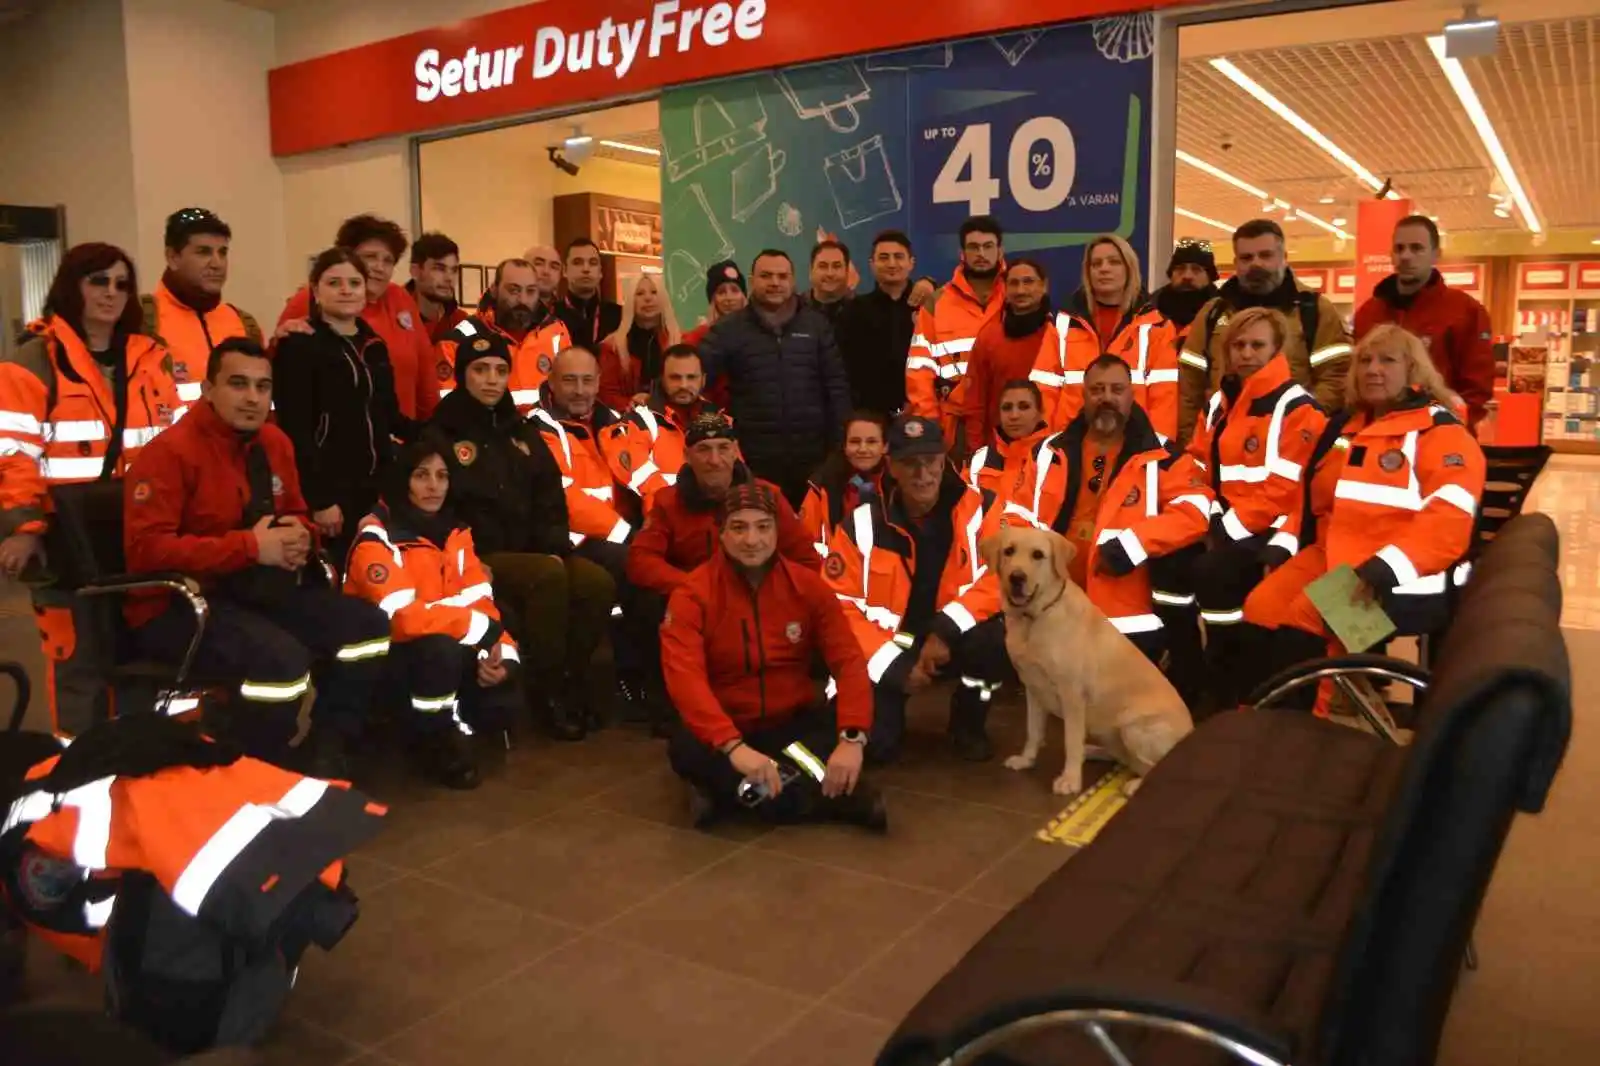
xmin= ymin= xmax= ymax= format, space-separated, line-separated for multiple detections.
xmin=601 ymin=345 xmax=720 ymax=512
xmin=407 ymin=232 xmax=469 ymax=342
xmin=905 ymin=217 xmax=1006 ymax=434
xmin=141 ymin=208 xmax=262 ymax=418
xmin=1176 ymin=219 xmax=1350 ymax=449
xmin=1153 ymin=240 xmax=1220 ymax=345
xmin=1013 ymin=355 xmax=1213 ymax=665
xmin=436 ymin=258 xmax=572 ymax=415
xmin=951 ymin=258 xmax=1056 ymax=450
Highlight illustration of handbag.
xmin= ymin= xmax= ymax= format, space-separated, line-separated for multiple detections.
xmin=823 ymin=135 xmax=902 ymax=230
xmin=665 ymin=91 xmax=770 ymax=183
xmin=730 ymin=143 xmax=787 ymax=223
xmin=774 ymin=62 xmax=872 ymax=134
xmin=865 ymin=44 xmax=953 ymax=71
xmin=990 ymin=30 xmax=1048 ymax=67
xmin=665 ymin=183 xmax=735 ymax=302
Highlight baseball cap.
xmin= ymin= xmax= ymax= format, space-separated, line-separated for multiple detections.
xmin=888 ymin=415 xmax=947 ymax=458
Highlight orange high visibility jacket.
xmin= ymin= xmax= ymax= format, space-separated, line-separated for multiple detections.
xmin=527 ymin=393 xmax=630 ymax=546
xmin=1188 ymin=354 xmax=1327 ymax=545
xmin=597 ymin=398 xmax=721 ymax=513
xmin=0 ymin=317 xmax=179 ymax=537
xmin=799 ymin=465 xmax=884 ymax=559
xmin=965 ymin=424 xmax=1052 ymax=504
xmin=905 ymin=266 xmax=1004 ymax=423
xmin=1266 ymin=393 xmax=1484 ymax=598
xmin=343 ymin=505 xmax=520 ymax=663
xmin=1038 ymin=298 xmax=1181 ymax=438
xmin=140 ymin=282 xmax=259 ymax=415
xmin=2 ymin=750 xmax=384 ymax=971
xmin=821 ymin=472 xmax=1003 ymax=687
xmin=1015 ymin=406 xmax=1213 ymax=636
xmin=435 ymin=309 xmax=571 ymax=417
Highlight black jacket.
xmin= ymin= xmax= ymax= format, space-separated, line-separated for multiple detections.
xmin=698 ymin=300 xmax=851 ymax=472
xmin=271 ymin=318 xmax=405 ymax=513
xmin=557 ymin=293 xmax=623 ymax=350
xmin=834 ymin=287 xmax=915 ymax=416
xmin=424 ymin=388 xmax=569 ymax=557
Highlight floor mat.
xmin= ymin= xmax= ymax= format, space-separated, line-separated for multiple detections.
xmin=1036 ymin=766 xmax=1137 ymax=847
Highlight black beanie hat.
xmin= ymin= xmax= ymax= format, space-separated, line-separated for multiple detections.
xmin=705 ymin=260 xmax=746 ymax=305
xmin=1167 ymin=240 xmax=1218 ymax=283
xmin=453 ymin=329 xmax=514 ymax=388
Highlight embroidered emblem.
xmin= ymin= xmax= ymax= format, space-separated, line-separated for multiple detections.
xmin=155 ymin=403 xmax=173 ymax=427
xmin=824 ymin=553 xmax=846 ymax=579
xmin=19 ymin=850 xmax=79 ymax=910
xmin=1443 ymin=452 xmax=1465 ymax=468
xmin=455 ymin=441 xmax=478 ymax=466
xmin=903 ymin=420 xmax=925 ymax=438
xmin=172 ymin=361 xmax=189 ymax=383
xmin=537 ymin=354 xmax=552 ymax=374
xmin=785 ymin=622 xmax=802 ymax=644
xmin=270 ymin=474 xmax=283 ymax=496
xmin=132 ymin=480 xmax=152 ymax=503
xmin=1379 ymin=448 xmax=1406 ymax=473
xmin=366 ymin=563 xmax=389 ymax=584
xmin=618 ymin=450 xmax=633 ymax=471
xmin=1243 ymin=435 xmax=1260 ymax=454
xmin=1123 ymin=485 xmax=1142 ymax=507
xmin=436 ymin=359 xmax=452 ymax=381
xmin=397 ymin=311 xmax=414 ymax=330
xmin=473 ymin=337 xmax=490 ymax=352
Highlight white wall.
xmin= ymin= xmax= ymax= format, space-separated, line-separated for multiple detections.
xmin=0 ymin=0 xmax=140 ymax=256
xmin=270 ymin=0 xmax=528 ymax=65
xmin=277 ymin=139 xmax=414 ymax=294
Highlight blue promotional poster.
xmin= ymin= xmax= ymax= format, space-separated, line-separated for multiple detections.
xmin=658 ymin=16 xmax=1155 ymax=323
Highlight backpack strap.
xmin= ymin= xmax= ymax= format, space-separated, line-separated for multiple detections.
xmin=1296 ymin=291 xmax=1321 ymax=356
xmin=1197 ymin=300 xmax=1229 ymax=372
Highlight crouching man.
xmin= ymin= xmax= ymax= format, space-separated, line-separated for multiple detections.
xmin=660 ymin=482 xmax=886 ymax=831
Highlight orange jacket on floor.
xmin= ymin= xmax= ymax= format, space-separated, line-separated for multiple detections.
xmin=1033 ymin=298 xmax=1181 ymax=439
xmin=0 ymin=317 xmax=179 ymax=537
xmin=140 ymin=282 xmax=259 ymax=416
xmin=343 ymin=504 xmax=520 ymax=662
xmin=905 ymin=266 xmax=1004 ymax=423
xmin=965 ymin=423 xmax=1053 ymax=505
xmin=1016 ymin=405 xmax=1213 ymax=636
xmin=821 ymin=471 xmax=1003 ymax=686
xmin=278 ymin=282 xmax=438 ymax=421
xmin=598 ymin=396 xmax=721 ymax=513
xmin=1188 ymin=353 xmax=1326 ymax=546
xmin=662 ymin=551 xmax=872 ymax=748
xmin=527 ymin=391 xmax=630 ymax=546
xmin=434 ymin=308 xmax=571 ymax=417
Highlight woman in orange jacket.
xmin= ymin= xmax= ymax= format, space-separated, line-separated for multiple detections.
xmin=1239 ymin=324 xmax=1484 ymax=708
xmin=1186 ymin=307 xmax=1328 ymax=710
xmin=799 ymin=410 xmax=889 ymax=558
xmin=344 ymin=441 xmax=522 ymax=788
xmin=965 ymin=379 xmax=1053 ymax=504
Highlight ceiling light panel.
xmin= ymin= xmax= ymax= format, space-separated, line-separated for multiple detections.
xmin=1428 ymin=32 xmax=1545 ymax=233
xmin=1175 ymin=207 xmax=1235 ymax=233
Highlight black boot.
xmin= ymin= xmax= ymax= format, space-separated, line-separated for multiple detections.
xmin=686 ymin=783 xmax=720 ymax=829
xmin=826 ymin=782 xmax=889 ymax=833
xmin=530 ymin=672 xmax=585 ymax=741
xmin=297 ymin=725 xmax=350 ymax=781
xmin=948 ymin=688 xmax=993 ymax=763
xmin=419 ymin=728 xmax=481 ymax=790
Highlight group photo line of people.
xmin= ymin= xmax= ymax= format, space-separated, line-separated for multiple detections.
xmin=0 ymin=201 xmax=1491 ymax=830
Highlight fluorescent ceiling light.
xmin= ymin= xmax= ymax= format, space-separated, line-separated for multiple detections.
xmin=1427 ymin=35 xmax=1541 ymax=233
xmin=1175 ymin=207 xmax=1235 ymax=234
xmin=1291 ymin=207 xmax=1352 ymax=240
xmin=1331 ymin=216 xmax=1348 ymax=226
xmin=1176 ymin=149 xmax=1267 ymax=199
xmin=600 ymin=138 xmax=661 ymax=157
xmin=1210 ymin=57 xmax=1401 ymax=201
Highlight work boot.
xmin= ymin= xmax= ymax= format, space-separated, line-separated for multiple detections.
xmin=827 ymin=783 xmax=889 ymax=833
xmin=949 ymin=691 xmax=993 ymax=763
xmin=429 ymin=729 xmax=481 ymax=791
xmin=298 ymin=726 xmax=351 ymax=781
xmin=687 ymin=783 xmax=720 ymax=830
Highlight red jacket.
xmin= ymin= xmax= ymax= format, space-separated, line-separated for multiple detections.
xmin=951 ymin=312 xmax=1055 ymax=450
xmin=278 ymin=283 xmax=438 ymax=421
xmin=1354 ymin=272 xmax=1494 ymax=428
xmin=662 ymin=550 xmax=872 ymax=747
xmin=625 ymin=467 xmax=817 ymax=596
xmin=122 ymin=400 xmax=316 ymax=627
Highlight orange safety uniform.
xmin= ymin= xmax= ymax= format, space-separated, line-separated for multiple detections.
xmin=905 ymin=266 xmax=1004 ymax=425
xmin=342 ymin=506 xmax=520 ymax=664
xmin=965 ymin=423 xmax=1053 ymax=504
xmin=598 ymin=397 xmax=721 ymax=514
xmin=140 ymin=282 xmax=260 ymax=416
xmin=527 ymin=393 xmax=631 ymax=546
xmin=1014 ymin=405 xmax=1213 ymax=639
xmin=1035 ymin=300 xmax=1181 ymax=438
xmin=821 ymin=473 xmax=1003 ymax=685
xmin=1 ymin=748 xmax=383 ymax=972
xmin=798 ymin=465 xmax=884 ymax=559
xmin=1244 ymin=393 xmax=1484 ymax=637
xmin=435 ymin=309 xmax=571 ymax=416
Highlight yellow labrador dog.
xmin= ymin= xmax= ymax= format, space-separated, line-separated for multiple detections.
xmin=982 ymin=525 xmax=1193 ymax=796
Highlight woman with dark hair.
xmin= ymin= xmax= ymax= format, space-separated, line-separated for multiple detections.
xmin=0 ymin=244 xmax=181 ymax=737
xmin=798 ymin=410 xmax=889 ymax=555
xmin=344 ymin=440 xmax=522 ymax=788
xmin=272 ymin=248 xmax=410 ymax=568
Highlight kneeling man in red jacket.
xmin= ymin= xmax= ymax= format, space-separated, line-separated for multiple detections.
xmin=661 ymin=482 xmax=885 ymax=830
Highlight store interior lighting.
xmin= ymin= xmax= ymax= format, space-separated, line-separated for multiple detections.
xmin=1175 ymin=206 xmax=1235 ymax=233
xmin=1427 ymin=34 xmax=1541 ymax=233
xmin=1176 ymin=151 xmax=1351 ymax=240
xmin=600 ymin=139 xmax=661 ymax=157
xmin=1210 ymin=56 xmax=1404 ymax=202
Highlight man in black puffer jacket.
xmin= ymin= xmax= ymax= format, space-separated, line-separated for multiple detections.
xmin=699 ymin=249 xmax=851 ymax=508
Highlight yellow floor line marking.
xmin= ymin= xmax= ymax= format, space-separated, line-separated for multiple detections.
xmin=1036 ymin=767 xmax=1137 ymax=848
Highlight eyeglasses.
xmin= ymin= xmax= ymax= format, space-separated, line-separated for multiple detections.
xmin=1089 ymin=453 xmax=1107 ymax=494
xmin=86 ymin=274 xmax=132 ymax=293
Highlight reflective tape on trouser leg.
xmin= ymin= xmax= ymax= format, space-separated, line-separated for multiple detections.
xmin=240 ymin=672 xmax=311 ymax=702
xmin=336 ymin=636 xmax=391 ymax=662
xmin=1200 ymin=608 xmax=1244 ymax=625
xmin=959 ymin=676 xmax=1001 ymax=702
xmin=783 ymin=741 xmax=828 ymax=782
xmin=412 ymin=691 xmax=473 ymax=736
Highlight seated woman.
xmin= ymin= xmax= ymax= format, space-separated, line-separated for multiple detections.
xmin=799 ymin=410 xmax=888 ymax=557
xmin=344 ymin=441 xmax=520 ymax=788
xmin=661 ymin=483 xmax=884 ymax=831
xmin=965 ymin=379 xmax=1053 ymax=502
xmin=1239 ymin=324 xmax=1484 ymax=708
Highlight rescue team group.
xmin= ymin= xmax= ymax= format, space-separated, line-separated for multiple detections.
xmin=0 ymin=205 xmax=1490 ymax=831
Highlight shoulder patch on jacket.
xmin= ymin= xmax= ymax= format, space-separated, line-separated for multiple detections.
xmin=365 ymin=562 xmax=389 ymax=584
xmin=824 ymin=552 xmax=846 ymax=579
xmin=1443 ymin=452 xmax=1466 ymax=468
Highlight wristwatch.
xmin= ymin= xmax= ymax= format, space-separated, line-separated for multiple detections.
xmin=839 ymin=728 xmax=868 ymax=746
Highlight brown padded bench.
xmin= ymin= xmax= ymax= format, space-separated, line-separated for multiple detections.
xmin=877 ymin=512 xmax=1571 ymax=1066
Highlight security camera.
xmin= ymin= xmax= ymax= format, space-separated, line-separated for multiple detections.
xmin=547 ymin=146 xmax=579 ymax=177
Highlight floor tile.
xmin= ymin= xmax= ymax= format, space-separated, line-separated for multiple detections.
xmin=260 ymin=1017 xmax=368 ymax=1066
xmin=379 ymin=935 xmax=808 ymax=1066
xmin=288 ymin=875 xmax=576 ymax=1045
xmin=585 ymin=764 xmax=776 ymax=842
xmin=422 ymin=806 xmax=740 ymax=927
xmin=754 ymin=787 xmax=1038 ymax=893
xmin=353 ymin=778 xmax=568 ymax=870
xmin=828 ymin=899 xmax=1008 ymax=1024
xmin=961 ymin=837 xmax=1076 ymax=910
xmin=606 ymin=849 xmax=946 ymax=997
xmin=736 ymin=1004 xmax=896 ymax=1066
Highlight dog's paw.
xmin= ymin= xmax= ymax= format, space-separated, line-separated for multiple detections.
xmin=1052 ymin=770 xmax=1083 ymax=796
xmin=1004 ymin=754 xmax=1037 ymax=772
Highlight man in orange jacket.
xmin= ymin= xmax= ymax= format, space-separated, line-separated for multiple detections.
xmin=661 ymin=482 xmax=883 ymax=830
xmin=822 ymin=416 xmax=1008 ymax=762
xmin=905 ymin=216 xmax=1006 ymax=433
xmin=436 ymin=259 xmax=572 ymax=416
xmin=600 ymin=345 xmax=721 ymax=513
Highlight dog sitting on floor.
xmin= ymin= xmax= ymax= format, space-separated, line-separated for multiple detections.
xmin=982 ymin=525 xmax=1193 ymax=796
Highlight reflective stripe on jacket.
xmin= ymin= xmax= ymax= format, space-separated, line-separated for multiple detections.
xmin=597 ymin=398 xmax=721 ymax=512
xmin=905 ymin=266 xmax=1004 ymax=423
xmin=1043 ymin=300 xmax=1181 ymax=438
xmin=435 ymin=310 xmax=571 ymax=416
xmin=528 ymin=395 xmax=629 ymax=546
xmin=966 ymin=424 xmax=1052 ymax=505
xmin=143 ymin=282 xmax=256 ymax=413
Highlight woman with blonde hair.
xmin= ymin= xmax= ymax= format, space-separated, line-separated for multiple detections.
xmin=1185 ymin=305 xmax=1328 ymax=712
xmin=1238 ymin=323 xmax=1484 ymax=709
xmin=1046 ymin=233 xmax=1182 ymax=436
xmin=598 ymin=272 xmax=682 ymax=411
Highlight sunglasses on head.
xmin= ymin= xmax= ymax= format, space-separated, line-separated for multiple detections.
xmin=1089 ymin=453 xmax=1107 ymax=494
xmin=87 ymin=273 xmax=132 ymax=293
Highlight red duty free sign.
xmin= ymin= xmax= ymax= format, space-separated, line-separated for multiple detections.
xmin=268 ymin=0 xmax=1186 ymax=156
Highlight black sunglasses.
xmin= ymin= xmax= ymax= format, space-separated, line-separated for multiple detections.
xmin=1089 ymin=453 xmax=1107 ymax=494
xmin=86 ymin=273 xmax=132 ymax=293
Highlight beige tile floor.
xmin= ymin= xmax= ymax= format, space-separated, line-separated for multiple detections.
xmin=1 ymin=457 xmax=1596 ymax=1064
